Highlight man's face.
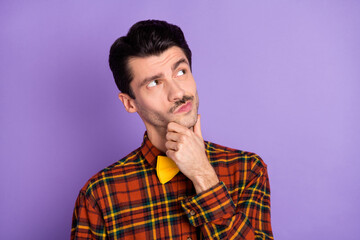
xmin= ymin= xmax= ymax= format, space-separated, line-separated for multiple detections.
xmin=126 ymin=46 xmax=199 ymax=130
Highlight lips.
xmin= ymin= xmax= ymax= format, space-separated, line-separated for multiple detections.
xmin=173 ymin=101 xmax=192 ymax=114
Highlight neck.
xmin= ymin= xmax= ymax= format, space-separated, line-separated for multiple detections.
xmin=146 ymin=125 xmax=168 ymax=153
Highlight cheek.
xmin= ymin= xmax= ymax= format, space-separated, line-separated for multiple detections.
xmin=183 ymin=77 xmax=197 ymax=93
xmin=137 ymin=96 xmax=168 ymax=113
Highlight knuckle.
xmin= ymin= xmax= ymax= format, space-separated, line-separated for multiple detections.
xmin=179 ymin=135 xmax=186 ymax=142
xmin=177 ymin=142 xmax=183 ymax=150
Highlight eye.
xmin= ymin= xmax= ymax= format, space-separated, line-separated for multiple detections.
xmin=147 ymin=79 xmax=159 ymax=88
xmin=176 ymin=69 xmax=186 ymax=76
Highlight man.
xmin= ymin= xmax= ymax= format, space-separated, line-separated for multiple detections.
xmin=71 ymin=20 xmax=273 ymax=240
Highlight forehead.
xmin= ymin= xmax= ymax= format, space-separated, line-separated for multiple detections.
xmin=128 ymin=46 xmax=188 ymax=83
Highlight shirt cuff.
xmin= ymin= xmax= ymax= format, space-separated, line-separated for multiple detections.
xmin=180 ymin=181 xmax=236 ymax=227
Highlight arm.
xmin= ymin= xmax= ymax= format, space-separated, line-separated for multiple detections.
xmin=166 ymin=116 xmax=272 ymax=239
xmin=180 ymin=157 xmax=273 ymax=240
xmin=71 ymin=190 xmax=107 ymax=240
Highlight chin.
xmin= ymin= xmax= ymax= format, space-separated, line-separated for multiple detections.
xmin=173 ymin=113 xmax=197 ymax=128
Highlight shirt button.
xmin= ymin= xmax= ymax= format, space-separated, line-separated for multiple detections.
xmin=187 ymin=237 xmax=192 ymax=240
xmin=189 ymin=210 xmax=195 ymax=216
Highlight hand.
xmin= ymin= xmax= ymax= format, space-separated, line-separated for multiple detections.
xmin=165 ymin=115 xmax=219 ymax=193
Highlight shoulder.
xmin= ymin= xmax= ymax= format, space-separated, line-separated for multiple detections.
xmin=204 ymin=140 xmax=267 ymax=171
xmin=205 ymin=141 xmax=269 ymax=189
xmin=79 ymin=147 xmax=143 ymax=197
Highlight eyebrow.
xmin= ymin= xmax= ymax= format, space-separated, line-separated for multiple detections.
xmin=139 ymin=58 xmax=189 ymax=87
xmin=139 ymin=73 xmax=164 ymax=87
xmin=172 ymin=58 xmax=189 ymax=71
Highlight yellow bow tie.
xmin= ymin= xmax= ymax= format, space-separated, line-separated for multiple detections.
xmin=156 ymin=156 xmax=180 ymax=184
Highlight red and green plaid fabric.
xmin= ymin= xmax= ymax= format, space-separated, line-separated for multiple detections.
xmin=71 ymin=134 xmax=273 ymax=239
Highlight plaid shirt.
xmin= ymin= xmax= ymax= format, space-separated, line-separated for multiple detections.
xmin=71 ymin=133 xmax=273 ymax=239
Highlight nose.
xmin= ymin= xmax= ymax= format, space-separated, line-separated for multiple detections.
xmin=167 ymin=79 xmax=185 ymax=102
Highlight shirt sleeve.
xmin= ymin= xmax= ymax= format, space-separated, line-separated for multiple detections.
xmin=180 ymin=156 xmax=273 ymax=240
xmin=71 ymin=190 xmax=107 ymax=240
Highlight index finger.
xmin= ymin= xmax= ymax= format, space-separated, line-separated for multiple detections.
xmin=193 ymin=114 xmax=203 ymax=139
xmin=167 ymin=122 xmax=189 ymax=134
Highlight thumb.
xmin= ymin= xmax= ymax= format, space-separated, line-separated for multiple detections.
xmin=193 ymin=114 xmax=203 ymax=139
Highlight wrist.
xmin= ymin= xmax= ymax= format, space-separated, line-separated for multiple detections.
xmin=192 ymin=169 xmax=219 ymax=194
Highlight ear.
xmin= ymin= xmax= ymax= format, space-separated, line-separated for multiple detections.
xmin=118 ymin=93 xmax=137 ymax=113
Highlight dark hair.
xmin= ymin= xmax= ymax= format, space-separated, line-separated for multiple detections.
xmin=109 ymin=20 xmax=192 ymax=99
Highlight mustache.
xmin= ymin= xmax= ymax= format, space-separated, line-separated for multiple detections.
xmin=169 ymin=95 xmax=194 ymax=113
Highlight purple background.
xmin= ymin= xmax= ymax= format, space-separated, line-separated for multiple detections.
xmin=1 ymin=1 xmax=359 ymax=239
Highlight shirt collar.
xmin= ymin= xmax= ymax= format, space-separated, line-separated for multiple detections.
xmin=140 ymin=132 xmax=164 ymax=169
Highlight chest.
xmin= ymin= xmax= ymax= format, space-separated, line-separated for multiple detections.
xmin=97 ymin=171 xmax=199 ymax=239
